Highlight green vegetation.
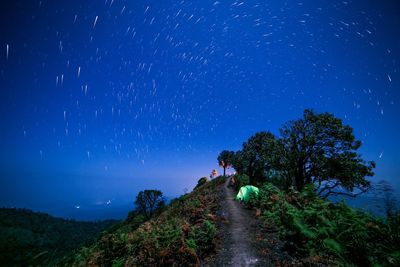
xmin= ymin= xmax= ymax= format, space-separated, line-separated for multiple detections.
xmin=231 ymin=109 xmax=375 ymax=197
xmin=232 ymin=173 xmax=250 ymax=191
xmin=0 ymin=208 xmax=117 ymax=267
xmin=194 ymin=176 xmax=209 ymax=189
xmin=246 ymin=182 xmax=400 ymax=266
xmin=65 ymin=176 xmax=226 ymax=266
xmin=232 ymin=131 xmax=279 ymax=185
xmin=221 ymin=109 xmax=399 ymax=265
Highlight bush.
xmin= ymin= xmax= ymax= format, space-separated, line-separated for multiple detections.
xmin=188 ymin=220 xmax=217 ymax=256
xmin=233 ymin=174 xmax=250 ymax=191
xmin=247 ymin=190 xmax=260 ymax=208
xmin=126 ymin=211 xmax=146 ymax=228
xmin=69 ymin=176 xmax=227 ymax=266
xmin=195 ymin=177 xmax=209 ymax=189
xmin=255 ymin=182 xmax=400 ymax=266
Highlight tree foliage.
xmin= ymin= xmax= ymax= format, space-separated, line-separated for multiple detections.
xmin=225 ymin=109 xmax=375 ymax=197
xmin=231 ymin=132 xmax=279 ymax=185
xmin=375 ymin=180 xmax=399 ymax=218
xmin=134 ymin=190 xmax=165 ymax=220
xmin=279 ymin=109 xmax=375 ymax=197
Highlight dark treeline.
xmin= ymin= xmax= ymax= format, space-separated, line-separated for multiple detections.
xmin=219 ymin=109 xmax=375 ymax=199
xmin=0 ymin=208 xmax=117 ymax=266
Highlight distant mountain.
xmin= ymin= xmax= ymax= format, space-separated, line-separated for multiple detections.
xmin=329 ymin=189 xmax=400 ymax=218
xmin=0 ymin=208 xmax=118 ymax=266
xmin=329 ymin=193 xmax=384 ymax=216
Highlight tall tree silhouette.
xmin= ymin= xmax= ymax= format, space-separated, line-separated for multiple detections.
xmin=217 ymin=150 xmax=235 ymax=176
xmin=134 ymin=190 xmax=165 ymax=219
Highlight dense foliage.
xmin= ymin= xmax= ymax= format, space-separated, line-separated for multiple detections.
xmin=232 ymin=173 xmax=250 ymax=191
xmin=279 ymin=109 xmax=375 ymax=197
xmin=66 ymin=176 xmax=226 ymax=266
xmin=232 ymin=132 xmax=279 ymax=185
xmin=0 ymin=208 xmax=116 ymax=267
xmin=231 ymin=109 xmax=375 ymax=197
xmin=248 ymin=182 xmax=400 ymax=266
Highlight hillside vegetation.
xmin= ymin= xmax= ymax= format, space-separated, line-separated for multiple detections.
xmin=3 ymin=110 xmax=399 ymax=266
xmin=63 ymin=176 xmax=226 ymax=266
xmin=218 ymin=109 xmax=400 ymax=266
xmin=244 ymin=179 xmax=400 ymax=266
xmin=0 ymin=208 xmax=116 ymax=267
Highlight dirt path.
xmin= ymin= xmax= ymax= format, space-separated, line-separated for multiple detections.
xmin=207 ymin=176 xmax=273 ymax=267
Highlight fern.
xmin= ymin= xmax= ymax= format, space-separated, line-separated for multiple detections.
xmin=323 ymin=239 xmax=343 ymax=254
xmin=255 ymin=182 xmax=400 ymax=266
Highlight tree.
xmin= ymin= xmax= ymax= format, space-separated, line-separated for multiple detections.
xmin=376 ymin=180 xmax=398 ymax=218
xmin=134 ymin=190 xmax=165 ymax=220
xmin=195 ymin=177 xmax=209 ymax=189
xmin=232 ymin=150 xmax=245 ymax=175
xmin=231 ymin=132 xmax=280 ymax=185
xmin=217 ymin=150 xmax=235 ymax=176
xmin=279 ymin=109 xmax=375 ymax=198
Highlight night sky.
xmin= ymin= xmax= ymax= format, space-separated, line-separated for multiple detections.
xmin=1 ymin=0 xmax=399 ymax=219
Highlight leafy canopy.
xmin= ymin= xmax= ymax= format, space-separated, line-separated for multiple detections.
xmin=134 ymin=190 xmax=165 ymax=220
xmin=279 ymin=109 xmax=375 ymax=197
xmin=231 ymin=132 xmax=279 ymax=185
xmin=225 ymin=109 xmax=375 ymax=198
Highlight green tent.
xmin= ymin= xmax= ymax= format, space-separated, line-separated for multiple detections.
xmin=235 ymin=185 xmax=259 ymax=202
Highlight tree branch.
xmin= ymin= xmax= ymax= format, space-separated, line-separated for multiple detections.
xmin=320 ymin=186 xmax=368 ymax=200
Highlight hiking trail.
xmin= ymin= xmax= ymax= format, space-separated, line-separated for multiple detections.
xmin=207 ymin=176 xmax=273 ymax=267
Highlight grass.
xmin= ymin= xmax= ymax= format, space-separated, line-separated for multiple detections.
xmin=63 ymin=176 xmax=226 ymax=266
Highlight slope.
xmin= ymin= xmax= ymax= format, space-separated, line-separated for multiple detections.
xmin=65 ymin=176 xmax=227 ymax=266
xmin=0 ymin=208 xmax=116 ymax=267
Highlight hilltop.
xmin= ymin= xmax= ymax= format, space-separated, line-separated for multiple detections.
xmin=63 ymin=175 xmax=285 ymax=266
xmin=60 ymin=174 xmax=399 ymax=266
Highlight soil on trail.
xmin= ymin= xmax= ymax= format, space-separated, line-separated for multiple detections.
xmin=218 ymin=176 xmax=269 ymax=266
xmin=204 ymin=176 xmax=280 ymax=267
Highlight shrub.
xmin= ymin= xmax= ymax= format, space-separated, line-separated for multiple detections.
xmin=69 ymin=176 xmax=226 ymax=266
xmin=195 ymin=177 xmax=209 ymax=189
xmin=233 ymin=174 xmax=250 ymax=191
xmin=188 ymin=220 xmax=217 ymax=256
xmin=247 ymin=190 xmax=260 ymax=208
xmin=126 ymin=211 xmax=146 ymax=228
xmin=255 ymin=182 xmax=400 ymax=266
